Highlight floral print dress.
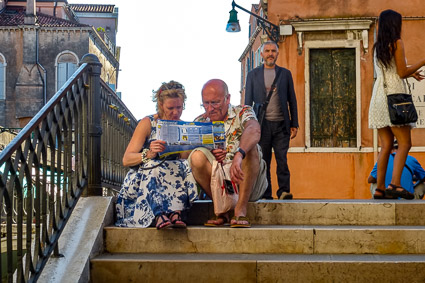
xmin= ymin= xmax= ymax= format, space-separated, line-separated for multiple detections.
xmin=115 ymin=115 xmax=198 ymax=228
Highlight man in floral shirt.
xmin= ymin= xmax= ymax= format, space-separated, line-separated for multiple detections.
xmin=189 ymin=79 xmax=267 ymax=228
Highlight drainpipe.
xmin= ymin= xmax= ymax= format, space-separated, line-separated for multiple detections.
xmin=53 ymin=0 xmax=58 ymax=17
xmin=36 ymin=28 xmax=47 ymax=105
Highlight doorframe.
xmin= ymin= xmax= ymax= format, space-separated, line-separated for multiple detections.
xmin=304 ymin=40 xmax=361 ymax=152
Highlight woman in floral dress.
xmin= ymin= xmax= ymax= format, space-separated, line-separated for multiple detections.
xmin=115 ymin=81 xmax=197 ymax=229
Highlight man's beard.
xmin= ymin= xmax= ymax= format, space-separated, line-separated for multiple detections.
xmin=265 ymin=57 xmax=276 ymax=66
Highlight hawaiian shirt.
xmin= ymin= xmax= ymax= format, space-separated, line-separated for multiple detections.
xmin=195 ymin=105 xmax=257 ymax=162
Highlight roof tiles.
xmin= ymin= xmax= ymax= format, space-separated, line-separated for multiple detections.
xmin=69 ymin=4 xmax=115 ymax=13
xmin=0 ymin=10 xmax=88 ymax=27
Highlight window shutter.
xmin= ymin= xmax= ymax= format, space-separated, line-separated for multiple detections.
xmin=0 ymin=63 xmax=4 ymax=99
xmin=57 ymin=63 xmax=67 ymax=90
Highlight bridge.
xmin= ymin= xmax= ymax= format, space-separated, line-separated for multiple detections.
xmin=1 ymin=54 xmax=425 ymax=282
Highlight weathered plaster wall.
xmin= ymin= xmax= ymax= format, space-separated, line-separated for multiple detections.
xmin=246 ymin=0 xmax=425 ymax=199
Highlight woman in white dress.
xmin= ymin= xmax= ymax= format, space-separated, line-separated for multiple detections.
xmin=369 ymin=10 xmax=425 ymax=199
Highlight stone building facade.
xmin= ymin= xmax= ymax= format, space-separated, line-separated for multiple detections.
xmin=0 ymin=0 xmax=119 ymax=128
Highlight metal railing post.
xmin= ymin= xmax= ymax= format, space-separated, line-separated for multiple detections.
xmin=80 ymin=54 xmax=103 ymax=196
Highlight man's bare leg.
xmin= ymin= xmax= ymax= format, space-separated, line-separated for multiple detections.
xmin=190 ymin=150 xmax=213 ymax=196
xmin=234 ymin=146 xmax=260 ymax=218
xmin=190 ymin=150 xmax=231 ymax=225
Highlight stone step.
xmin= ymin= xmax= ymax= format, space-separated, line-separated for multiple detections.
xmin=104 ymin=225 xmax=425 ymax=255
xmin=90 ymin=253 xmax=425 ymax=283
xmin=187 ymin=200 xmax=425 ymax=226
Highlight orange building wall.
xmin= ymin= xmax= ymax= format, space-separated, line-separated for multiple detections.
xmin=245 ymin=0 xmax=425 ymax=199
xmin=270 ymin=152 xmax=425 ymax=199
xmin=269 ymin=0 xmax=424 ymax=19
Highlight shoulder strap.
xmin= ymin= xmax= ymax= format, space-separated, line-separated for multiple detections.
xmin=264 ymin=67 xmax=282 ymax=104
xmin=380 ymin=61 xmax=411 ymax=95
xmin=404 ymin=164 xmax=414 ymax=176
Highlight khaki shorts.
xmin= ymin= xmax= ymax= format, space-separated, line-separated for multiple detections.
xmin=188 ymin=145 xmax=267 ymax=201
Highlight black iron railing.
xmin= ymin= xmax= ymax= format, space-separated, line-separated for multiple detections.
xmin=0 ymin=54 xmax=136 ymax=282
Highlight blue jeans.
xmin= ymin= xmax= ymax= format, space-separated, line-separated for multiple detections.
xmin=259 ymin=119 xmax=290 ymax=199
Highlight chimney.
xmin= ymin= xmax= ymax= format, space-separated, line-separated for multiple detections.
xmin=24 ymin=0 xmax=36 ymax=25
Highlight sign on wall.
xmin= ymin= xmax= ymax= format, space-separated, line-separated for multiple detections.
xmin=408 ymin=67 xmax=425 ymax=128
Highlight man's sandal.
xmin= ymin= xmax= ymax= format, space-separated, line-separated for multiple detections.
xmin=230 ymin=216 xmax=251 ymax=228
xmin=204 ymin=214 xmax=229 ymax=227
xmin=373 ymin=188 xmax=386 ymax=199
xmin=385 ymin=184 xmax=414 ymax=200
xmin=155 ymin=214 xmax=172 ymax=230
xmin=168 ymin=211 xmax=187 ymax=228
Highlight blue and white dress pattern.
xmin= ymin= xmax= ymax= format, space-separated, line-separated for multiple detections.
xmin=115 ymin=115 xmax=198 ymax=228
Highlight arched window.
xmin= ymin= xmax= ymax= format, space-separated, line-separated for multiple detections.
xmin=56 ymin=51 xmax=78 ymax=91
xmin=0 ymin=53 xmax=6 ymax=100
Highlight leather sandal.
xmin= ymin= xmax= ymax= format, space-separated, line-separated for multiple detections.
xmin=168 ymin=211 xmax=186 ymax=228
xmin=385 ymin=184 xmax=414 ymax=200
xmin=230 ymin=216 xmax=251 ymax=228
xmin=155 ymin=214 xmax=172 ymax=230
xmin=373 ymin=188 xmax=386 ymax=199
xmin=204 ymin=214 xmax=229 ymax=227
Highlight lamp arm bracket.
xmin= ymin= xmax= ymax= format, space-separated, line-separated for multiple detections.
xmin=232 ymin=1 xmax=280 ymax=43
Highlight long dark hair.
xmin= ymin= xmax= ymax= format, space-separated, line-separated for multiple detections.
xmin=374 ymin=9 xmax=402 ymax=68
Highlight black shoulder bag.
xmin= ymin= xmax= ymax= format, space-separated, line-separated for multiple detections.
xmin=253 ymin=68 xmax=281 ymax=126
xmin=382 ymin=67 xmax=418 ymax=125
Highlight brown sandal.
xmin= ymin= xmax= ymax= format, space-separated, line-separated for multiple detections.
xmin=204 ymin=214 xmax=229 ymax=227
xmin=373 ymin=188 xmax=386 ymax=199
xmin=230 ymin=216 xmax=251 ymax=228
xmin=385 ymin=184 xmax=414 ymax=200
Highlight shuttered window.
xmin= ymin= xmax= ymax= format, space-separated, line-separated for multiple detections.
xmin=57 ymin=62 xmax=77 ymax=90
xmin=56 ymin=52 xmax=78 ymax=91
xmin=0 ymin=55 xmax=5 ymax=100
xmin=309 ymin=48 xmax=356 ymax=147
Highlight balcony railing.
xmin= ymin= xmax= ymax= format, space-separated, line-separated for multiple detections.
xmin=0 ymin=54 xmax=136 ymax=282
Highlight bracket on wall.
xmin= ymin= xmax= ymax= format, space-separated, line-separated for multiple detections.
xmin=297 ymin=32 xmax=303 ymax=55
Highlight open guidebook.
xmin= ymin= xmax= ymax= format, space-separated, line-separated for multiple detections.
xmin=156 ymin=119 xmax=226 ymax=157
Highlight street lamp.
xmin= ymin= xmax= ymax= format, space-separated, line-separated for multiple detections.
xmin=226 ymin=0 xmax=280 ymax=44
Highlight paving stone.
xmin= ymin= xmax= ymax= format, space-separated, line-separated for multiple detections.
xmin=104 ymin=226 xmax=313 ymax=254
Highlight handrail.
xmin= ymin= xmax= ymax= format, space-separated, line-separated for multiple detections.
xmin=0 ymin=53 xmax=136 ymax=282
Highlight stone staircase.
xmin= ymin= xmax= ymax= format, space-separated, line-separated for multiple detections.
xmin=90 ymin=200 xmax=425 ymax=282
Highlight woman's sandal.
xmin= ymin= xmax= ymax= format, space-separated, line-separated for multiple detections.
xmin=373 ymin=188 xmax=386 ymax=199
xmin=385 ymin=183 xmax=414 ymax=200
xmin=204 ymin=214 xmax=229 ymax=227
xmin=168 ymin=211 xmax=187 ymax=228
xmin=155 ymin=214 xmax=172 ymax=230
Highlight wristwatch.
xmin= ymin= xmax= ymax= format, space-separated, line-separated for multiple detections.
xmin=236 ymin=147 xmax=246 ymax=159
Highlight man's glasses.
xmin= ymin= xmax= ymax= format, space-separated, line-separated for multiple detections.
xmin=200 ymin=96 xmax=228 ymax=109
xmin=200 ymin=101 xmax=222 ymax=109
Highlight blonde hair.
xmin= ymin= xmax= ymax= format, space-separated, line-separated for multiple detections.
xmin=152 ymin=80 xmax=186 ymax=117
